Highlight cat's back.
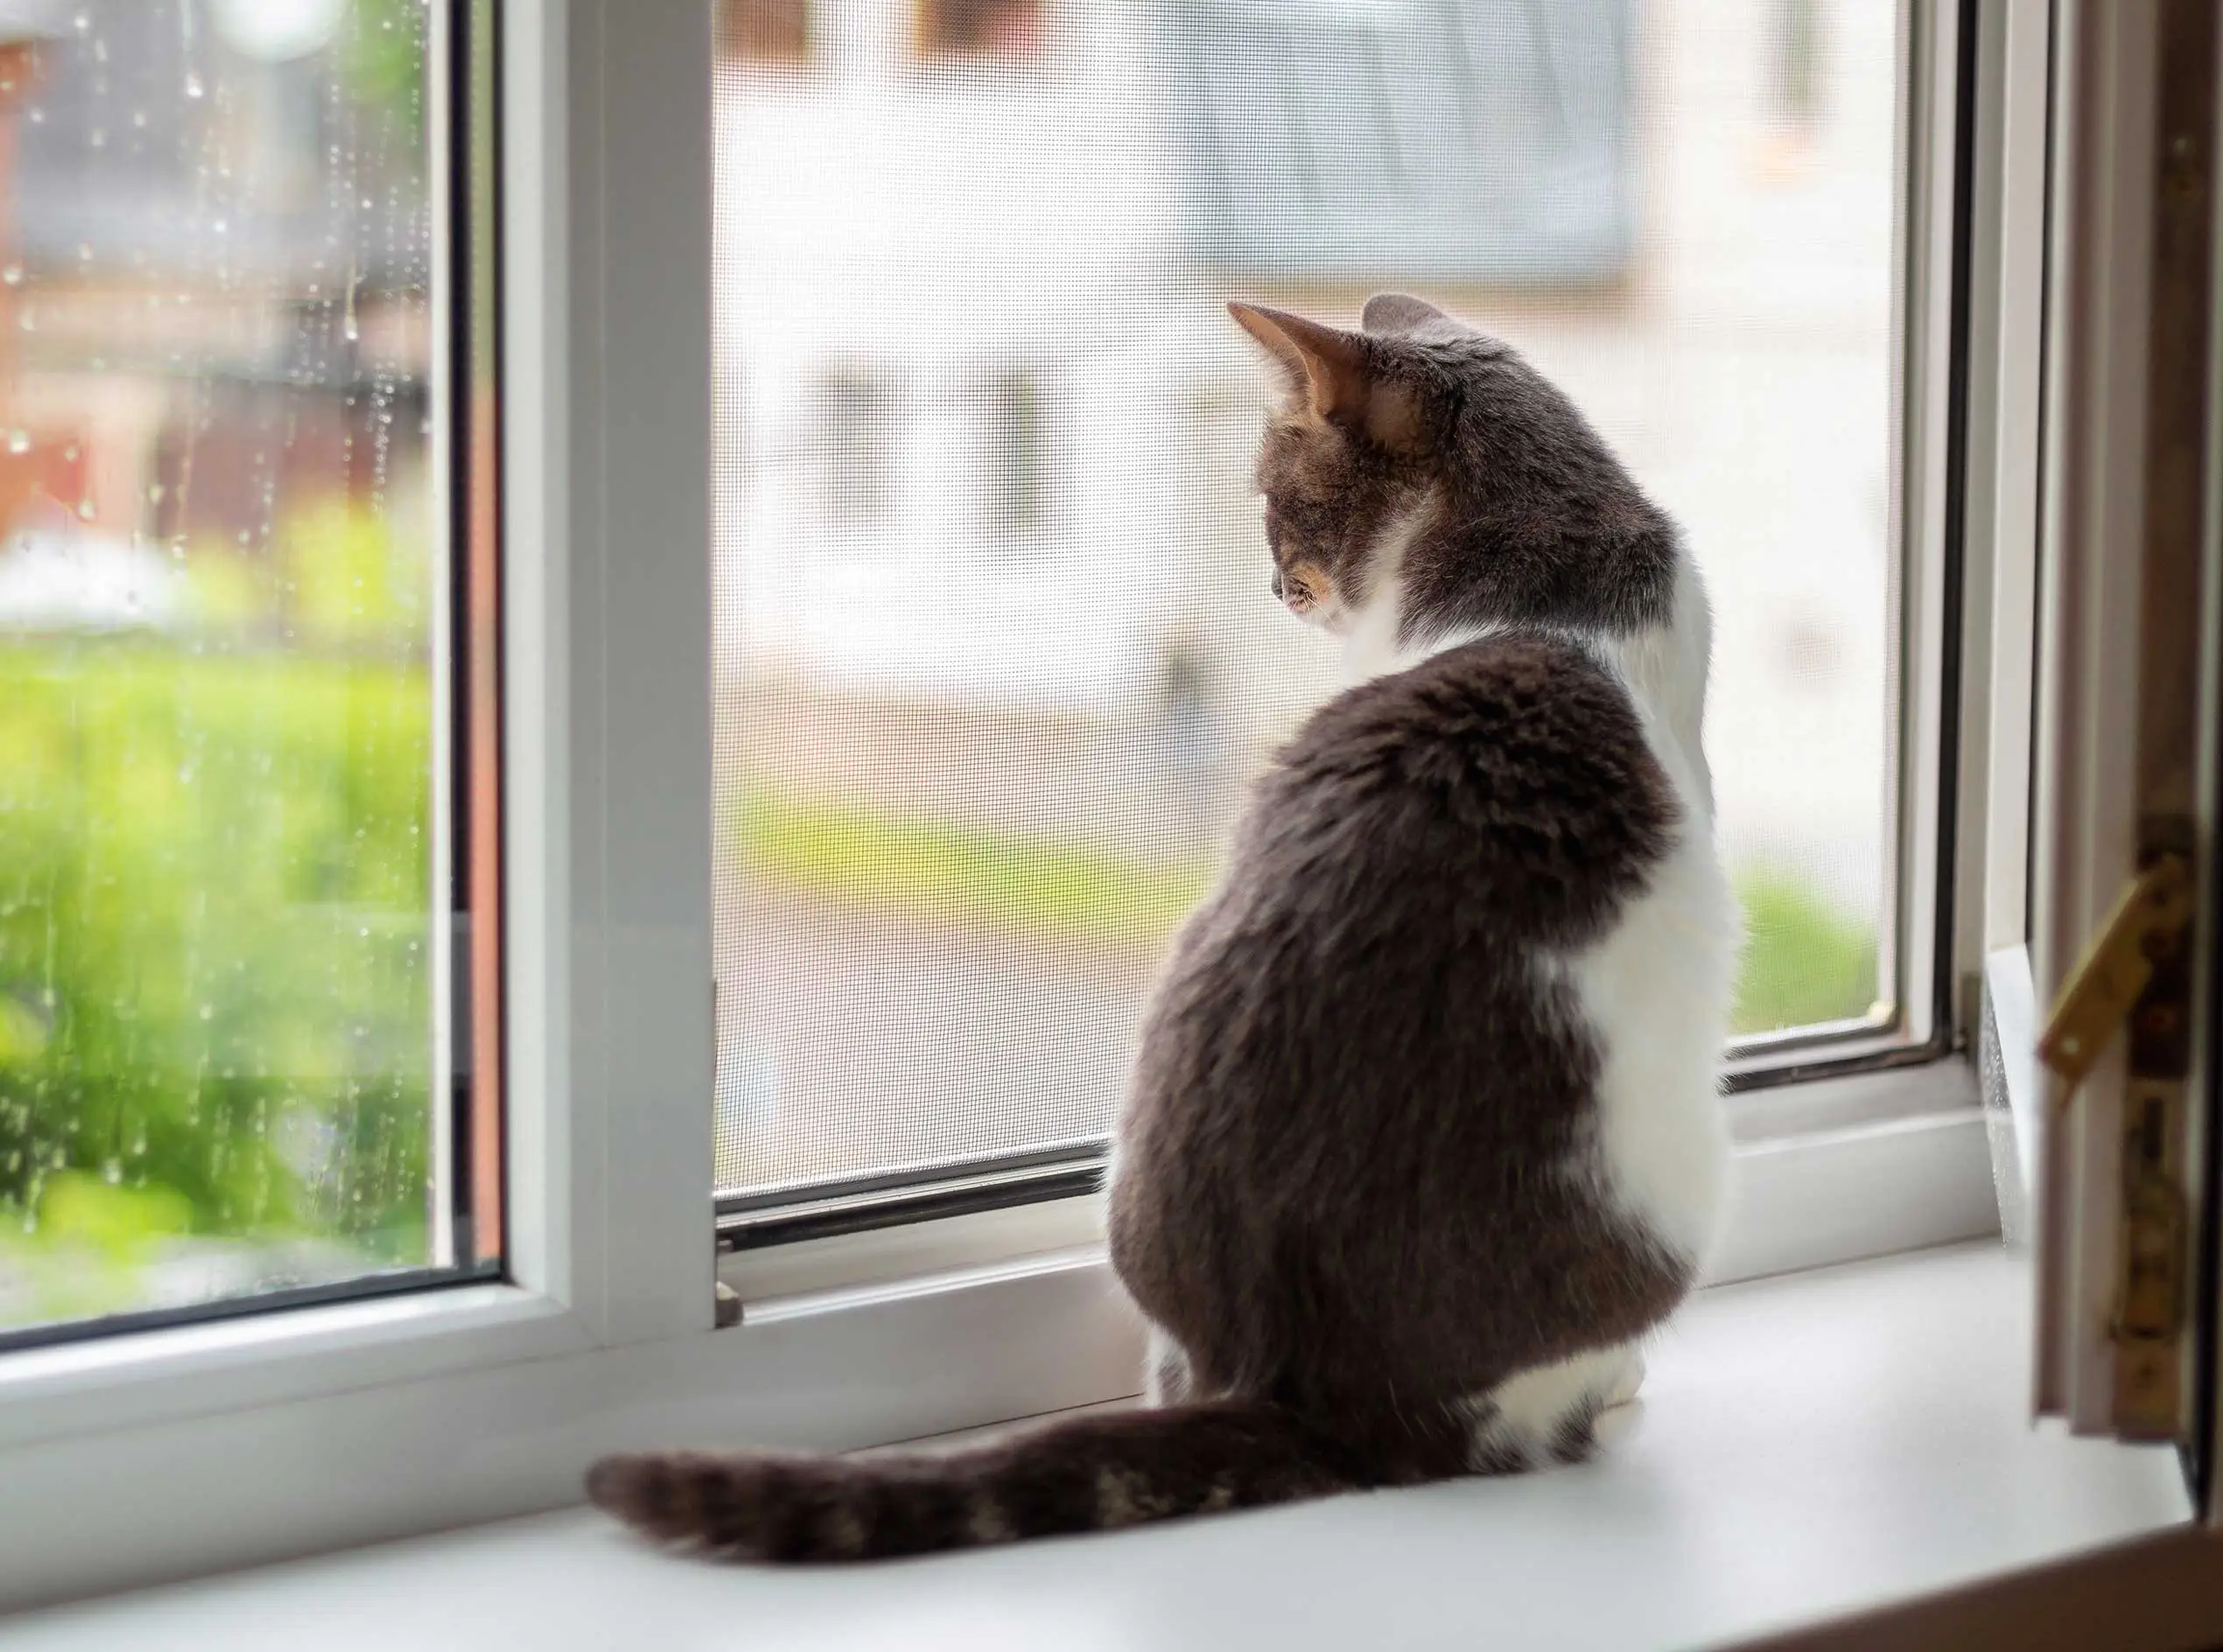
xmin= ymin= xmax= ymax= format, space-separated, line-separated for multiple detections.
xmin=1245 ymin=629 xmax=1680 ymax=950
xmin=1126 ymin=629 xmax=1688 ymax=1140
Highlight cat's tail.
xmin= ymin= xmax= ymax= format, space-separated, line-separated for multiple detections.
xmin=586 ymin=1397 xmax=1476 ymax=1562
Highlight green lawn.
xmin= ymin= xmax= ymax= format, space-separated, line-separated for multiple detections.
xmin=736 ymin=791 xmax=1208 ymax=948
xmin=734 ymin=790 xmax=1882 ymax=1035
xmin=0 ymin=641 xmax=436 ymax=1306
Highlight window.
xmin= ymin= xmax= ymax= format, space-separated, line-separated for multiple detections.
xmin=812 ymin=367 xmax=899 ymax=524
xmin=712 ymin=0 xmax=1911 ymax=1224
xmin=722 ymin=0 xmax=811 ymax=66
xmin=914 ymin=0 xmax=1044 ymax=62
xmin=0 ymin=0 xmax=498 ymax=1347
xmin=1775 ymin=0 xmax=1826 ymax=129
xmin=976 ymin=368 xmax=1048 ymax=538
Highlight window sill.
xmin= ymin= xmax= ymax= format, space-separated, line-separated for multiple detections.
xmin=5 ymin=1242 xmax=2190 ymax=1652
xmin=724 ymin=1060 xmax=1999 ymax=1301
xmin=0 ymin=1285 xmax=587 ymax=1452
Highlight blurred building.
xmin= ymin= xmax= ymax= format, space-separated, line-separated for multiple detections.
xmin=0 ymin=0 xmax=427 ymax=623
xmin=716 ymin=0 xmax=1635 ymax=714
xmin=714 ymin=0 xmax=1897 ymax=911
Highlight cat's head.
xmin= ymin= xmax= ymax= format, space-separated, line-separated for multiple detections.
xmin=1229 ymin=293 xmax=1676 ymax=649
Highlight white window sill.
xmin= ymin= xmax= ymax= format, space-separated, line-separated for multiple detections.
xmin=4 ymin=1242 xmax=2190 ymax=1652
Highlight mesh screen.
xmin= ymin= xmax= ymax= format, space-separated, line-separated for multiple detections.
xmin=711 ymin=0 xmax=1898 ymax=1201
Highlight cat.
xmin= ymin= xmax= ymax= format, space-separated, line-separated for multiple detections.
xmin=586 ymin=292 xmax=1740 ymax=1561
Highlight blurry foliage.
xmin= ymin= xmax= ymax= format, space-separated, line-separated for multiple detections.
xmin=339 ymin=0 xmax=431 ymax=159
xmin=280 ymin=494 xmax=433 ymax=650
xmin=11 ymin=1172 xmax=194 ymax=1323
xmin=0 ymin=510 xmax=437 ymax=1324
xmin=1731 ymin=870 xmax=1882 ymax=1033
xmin=183 ymin=495 xmax=432 ymax=652
xmin=739 ymin=791 xmax=1209 ymax=948
xmin=734 ymin=787 xmax=1882 ymax=1033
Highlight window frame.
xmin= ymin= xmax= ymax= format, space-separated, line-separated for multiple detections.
xmin=714 ymin=0 xmax=1995 ymax=1250
xmin=0 ymin=0 xmax=2028 ymax=1613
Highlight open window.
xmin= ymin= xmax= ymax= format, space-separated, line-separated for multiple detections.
xmin=2020 ymin=0 xmax=2223 ymax=1508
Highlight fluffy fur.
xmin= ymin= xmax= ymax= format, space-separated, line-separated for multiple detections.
xmin=589 ymin=293 xmax=1738 ymax=1561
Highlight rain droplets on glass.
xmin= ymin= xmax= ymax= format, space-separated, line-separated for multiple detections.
xmin=0 ymin=2 xmax=439 ymax=1324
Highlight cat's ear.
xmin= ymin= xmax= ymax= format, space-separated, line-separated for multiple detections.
xmin=1227 ymin=301 xmax=1367 ymax=418
xmin=1361 ymin=292 xmax=1453 ymax=337
xmin=1227 ymin=301 xmax=1420 ymax=451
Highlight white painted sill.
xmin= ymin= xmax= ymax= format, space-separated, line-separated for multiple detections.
xmin=0 ymin=1063 xmax=2006 ymax=1614
xmin=4 ymin=1242 xmax=2189 ymax=1652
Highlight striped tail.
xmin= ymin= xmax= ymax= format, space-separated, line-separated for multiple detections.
xmin=586 ymin=1398 xmax=1475 ymax=1562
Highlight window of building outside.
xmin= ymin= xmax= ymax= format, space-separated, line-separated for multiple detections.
xmin=815 ymin=368 xmax=900 ymax=524
xmin=712 ymin=0 xmax=1902 ymax=1207
xmin=978 ymin=368 xmax=1047 ymax=539
xmin=1777 ymin=0 xmax=1826 ymax=129
xmin=915 ymin=0 xmax=1045 ymax=62
xmin=723 ymin=0 xmax=812 ymax=66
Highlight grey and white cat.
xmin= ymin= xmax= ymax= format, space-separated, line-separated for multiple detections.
xmin=588 ymin=293 xmax=1740 ymax=1560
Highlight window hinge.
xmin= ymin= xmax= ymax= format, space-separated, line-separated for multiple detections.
xmin=2113 ymin=1086 xmax=2188 ymax=1435
xmin=2039 ymin=835 xmax=2198 ymax=1438
xmin=2037 ymin=852 xmax=2192 ymax=1090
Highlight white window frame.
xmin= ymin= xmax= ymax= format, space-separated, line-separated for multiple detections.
xmin=1966 ymin=0 xmax=2054 ymax=1230
xmin=0 ymin=0 xmax=2026 ymax=1613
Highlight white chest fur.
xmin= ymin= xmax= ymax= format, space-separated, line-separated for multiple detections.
xmin=1550 ymin=720 xmax=1737 ymax=1265
xmin=1569 ymin=556 xmax=1736 ymax=1264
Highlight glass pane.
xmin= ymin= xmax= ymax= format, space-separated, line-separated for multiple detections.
xmin=0 ymin=0 xmax=448 ymax=1336
xmin=712 ymin=0 xmax=1897 ymax=1200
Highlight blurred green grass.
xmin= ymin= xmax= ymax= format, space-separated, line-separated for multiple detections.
xmin=0 ymin=636 xmax=436 ymax=1323
xmin=1731 ymin=870 xmax=1883 ymax=1034
xmin=737 ymin=792 xmax=1207 ymax=948
xmin=736 ymin=791 xmax=1882 ymax=1035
